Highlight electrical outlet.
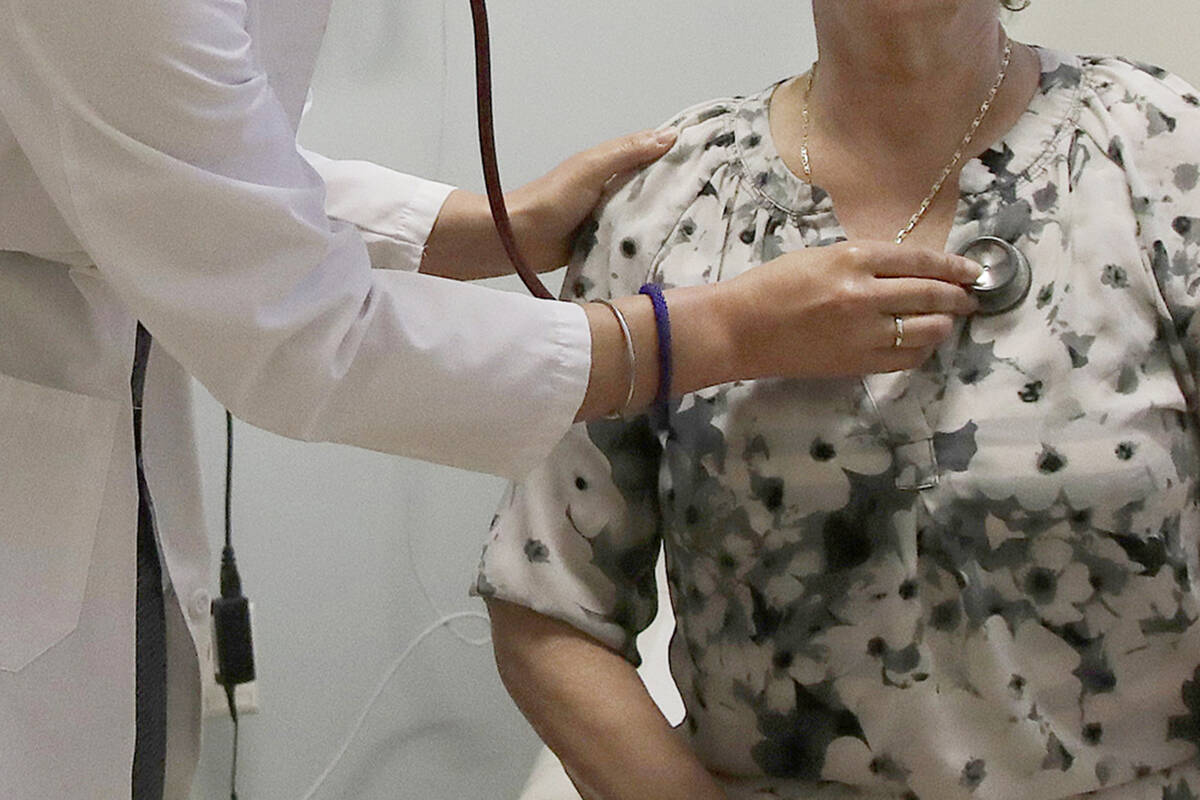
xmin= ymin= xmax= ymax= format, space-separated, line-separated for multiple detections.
xmin=202 ymin=601 xmax=261 ymax=718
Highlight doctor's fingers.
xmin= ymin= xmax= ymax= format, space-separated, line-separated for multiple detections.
xmin=565 ymin=128 xmax=681 ymax=186
xmin=861 ymin=245 xmax=982 ymax=286
xmin=876 ymin=277 xmax=979 ymax=316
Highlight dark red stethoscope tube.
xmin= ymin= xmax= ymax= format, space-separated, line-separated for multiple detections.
xmin=468 ymin=0 xmax=556 ymax=300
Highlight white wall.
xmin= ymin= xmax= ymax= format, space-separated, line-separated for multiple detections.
xmin=189 ymin=3 xmax=1198 ymax=799
xmin=1008 ymin=1 xmax=1199 ymax=81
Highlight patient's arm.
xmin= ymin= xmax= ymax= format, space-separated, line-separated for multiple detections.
xmin=488 ymin=598 xmax=728 ymax=800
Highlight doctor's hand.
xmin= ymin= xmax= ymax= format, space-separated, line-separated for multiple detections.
xmin=722 ymin=241 xmax=983 ymax=377
xmin=420 ymin=128 xmax=678 ymax=280
xmin=575 ymin=242 xmax=983 ymax=421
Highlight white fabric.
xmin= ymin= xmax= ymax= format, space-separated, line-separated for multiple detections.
xmin=0 ymin=0 xmax=592 ymax=797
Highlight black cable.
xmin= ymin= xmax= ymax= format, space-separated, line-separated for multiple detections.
xmin=215 ymin=409 xmax=254 ymax=800
xmin=225 ymin=410 xmax=233 ymax=551
xmin=226 ymin=683 xmax=239 ymax=800
xmin=223 ymin=410 xmax=238 ymax=800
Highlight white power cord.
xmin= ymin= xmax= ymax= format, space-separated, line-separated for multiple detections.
xmin=300 ymin=492 xmax=492 ymax=799
xmin=404 ymin=510 xmax=491 ymax=648
xmin=298 ymin=609 xmax=490 ymax=800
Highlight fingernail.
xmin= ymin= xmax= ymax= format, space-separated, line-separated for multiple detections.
xmin=655 ymin=127 xmax=679 ymax=146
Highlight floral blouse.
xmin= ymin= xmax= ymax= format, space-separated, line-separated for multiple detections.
xmin=475 ymin=48 xmax=1200 ymax=800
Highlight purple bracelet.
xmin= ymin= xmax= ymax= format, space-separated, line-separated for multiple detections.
xmin=639 ymin=283 xmax=672 ymax=428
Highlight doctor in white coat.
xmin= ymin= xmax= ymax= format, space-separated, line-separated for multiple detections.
xmin=0 ymin=0 xmax=983 ymax=797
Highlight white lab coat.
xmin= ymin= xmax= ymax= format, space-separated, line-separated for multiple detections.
xmin=0 ymin=0 xmax=592 ymax=797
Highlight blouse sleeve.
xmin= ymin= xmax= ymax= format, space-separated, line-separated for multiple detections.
xmin=474 ymin=418 xmax=664 ymax=665
xmin=474 ymin=97 xmax=739 ymax=663
xmin=1100 ymin=60 xmax=1200 ymax=405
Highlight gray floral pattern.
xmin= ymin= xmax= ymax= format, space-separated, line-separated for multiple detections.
xmin=475 ymin=49 xmax=1200 ymax=800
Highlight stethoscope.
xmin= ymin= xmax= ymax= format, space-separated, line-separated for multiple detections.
xmin=467 ymin=0 xmax=1033 ymax=314
xmin=959 ymin=235 xmax=1032 ymax=315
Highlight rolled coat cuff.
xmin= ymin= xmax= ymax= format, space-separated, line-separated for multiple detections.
xmin=302 ymin=148 xmax=455 ymax=271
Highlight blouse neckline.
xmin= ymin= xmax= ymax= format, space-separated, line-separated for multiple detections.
xmin=731 ymin=46 xmax=1089 ymax=219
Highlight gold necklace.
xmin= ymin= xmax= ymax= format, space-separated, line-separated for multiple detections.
xmin=800 ymin=37 xmax=1014 ymax=245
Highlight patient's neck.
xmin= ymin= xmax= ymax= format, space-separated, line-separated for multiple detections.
xmin=809 ymin=0 xmax=1013 ymax=155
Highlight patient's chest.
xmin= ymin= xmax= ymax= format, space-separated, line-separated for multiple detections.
xmin=650 ymin=136 xmax=1200 ymax=794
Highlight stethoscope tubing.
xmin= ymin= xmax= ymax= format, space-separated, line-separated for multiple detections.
xmin=469 ymin=0 xmax=555 ymax=300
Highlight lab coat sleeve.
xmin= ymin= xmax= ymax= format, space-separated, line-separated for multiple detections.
xmin=300 ymin=147 xmax=455 ymax=272
xmin=0 ymin=0 xmax=591 ymax=480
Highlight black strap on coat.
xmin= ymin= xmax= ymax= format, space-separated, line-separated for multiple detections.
xmin=131 ymin=323 xmax=167 ymax=800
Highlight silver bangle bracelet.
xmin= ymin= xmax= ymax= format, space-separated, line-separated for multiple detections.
xmin=595 ymin=299 xmax=637 ymax=418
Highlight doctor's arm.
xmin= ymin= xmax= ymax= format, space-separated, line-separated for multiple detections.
xmin=0 ymin=0 xmax=605 ymax=477
xmin=304 ymin=128 xmax=678 ymax=279
xmin=420 ymin=130 xmax=680 ymax=280
xmin=0 ymin=0 xmax=980 ymax=479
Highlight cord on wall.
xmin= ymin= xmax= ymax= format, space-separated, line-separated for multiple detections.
xmin=299 ymin=481 xmax=491 ymax=798
xmin=298 ymin=610 xmax=490 ymax=800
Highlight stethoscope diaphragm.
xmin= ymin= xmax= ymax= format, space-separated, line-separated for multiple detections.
xmin=960 ymin=236 xmax=1032 ymax=315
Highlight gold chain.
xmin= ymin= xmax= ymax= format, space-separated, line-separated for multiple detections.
xmin=800 ymin=37 xmax=1014 ymax=245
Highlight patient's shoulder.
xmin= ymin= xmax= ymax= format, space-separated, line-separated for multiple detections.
xmin=656 ymin=85 xmax=778 ymax=162
xmin=660 ymin=94 xmax=742 ymax=136
xmin=563 ymin=85 xmax=781 ymax=300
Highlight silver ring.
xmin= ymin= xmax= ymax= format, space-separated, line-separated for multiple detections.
xmin=893 ymin=315 xmax=905 ymax=349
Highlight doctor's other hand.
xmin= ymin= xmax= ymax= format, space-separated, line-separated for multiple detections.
xmin=722 ymin=241 xmax=982 ymax=378
xmin=420 ymin=128 xmax=678 ymax=280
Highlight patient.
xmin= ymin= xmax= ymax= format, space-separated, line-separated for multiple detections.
xmin=475 ymin=3 xmax=1200 ymax=799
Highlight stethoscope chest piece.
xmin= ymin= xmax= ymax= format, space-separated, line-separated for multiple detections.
xmin=959 ymin=235 xmax=1032 ymax=316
